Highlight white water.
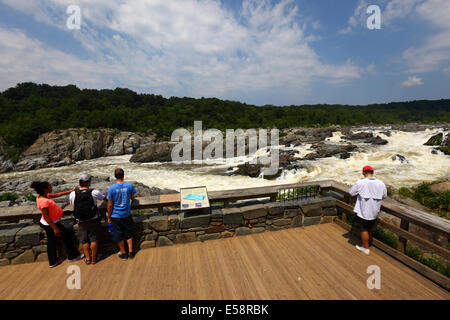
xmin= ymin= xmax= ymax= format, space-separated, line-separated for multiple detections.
xmin=0 ymin=129 xmax=448 ymax=191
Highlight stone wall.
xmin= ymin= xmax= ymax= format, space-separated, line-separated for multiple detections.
xmin=0 ymin=197 xmax=337 ymax=266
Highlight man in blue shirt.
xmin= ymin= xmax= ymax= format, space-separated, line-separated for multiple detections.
xmin=107 ymin=168 xmax=137 ymax=260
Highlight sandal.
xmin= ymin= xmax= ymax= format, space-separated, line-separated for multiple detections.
xmin=84 ymin=258 xmax=91 ymax=265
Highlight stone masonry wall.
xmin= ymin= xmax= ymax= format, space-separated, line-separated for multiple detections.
xmin=0 ymin=197 xmax=337 ymax=266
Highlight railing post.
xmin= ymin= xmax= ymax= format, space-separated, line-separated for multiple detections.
xmin=397 ymin=219 xmax=410 ymax=253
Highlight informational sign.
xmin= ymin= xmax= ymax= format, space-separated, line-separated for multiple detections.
xmin=180 ymin=186 xmax=210 ymax=211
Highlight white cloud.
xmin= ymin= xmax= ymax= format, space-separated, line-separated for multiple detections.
xmin=401 ymin=76 xmax=423 ymax=87
xmin=341 ymin=0 xmax=450 ymax=76
xmin=340 ymin=0 xmax=422 ymax=34
xmin=0 ymin=0 xmax=362 ymax=104
xmin=339 ymin=0 xmax=369 ymax=34
xmin=402 ymin=0 xmax=450 ymax=73
xmin=311 ymin=21 xmax=321 ymax=30
xmin=0 ymin=28 xmax=125 ymax=90
xmin=383 ymin=0 xmax=423 ymax=23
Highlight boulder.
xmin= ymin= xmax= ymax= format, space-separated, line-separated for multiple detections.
xmin=0 ymin=258 xmax=10 ymax=266
xmin=342 ymin=132 xmax=373 ymax=140
xmin=283 ymin=209 xmax=299 ymax=218
xmin=235 ymin=227 xmax=251 ymax=236
xmin=280 ymin=127 xmax=337 ymax=146
xmin=241 ymin=204 xmax=267 ymax=220
xmin=148 ymin=216 xmax=169 ymax=232
xmin=140 ymin=240 xmax=156 ymax=249
xmin=300 ymin=203 xmax=322 ymax=217
xmin=11 ymin=249 xmax=35 ymax=265
xmin=424 ymin=133 xmax=443 ymax=146
xmin=430 ymin=182 xmax=450 ymax=194
xmin=252 ymin=227 xmax=265 ymax=234
xmin=0 ymin=223 xmax=27 ymax=243
xmin=174 ymin=232 xmax=197 ymax=244
xmin=303 ymin=142 xmax=357 ymax=160
xmin=156 ymin=236 xmax=173 ymax=247
xmin=223 ymin=208 xmax=244 ymax=227
xmin=130 ymin=142 xmax=173 ymax=163
xmin=198 ymin=233 xmax=221 ymax=241
xmin=221 ymin=231 xmax=234 ymax=238
xmin=365 ymin=136 xmax=388 ymax=145
xmin=392 ymin=154 xmax=409 ymax=163
xmin=291 ymin=215 xmax=303 ymax=227
xmin=15 ymin=225 xmax=41 ymax=247
xmin=35 ymin=253 xmax=48 ymax=262
xmin=234 ymin=163 xmax=263 ymax=178
xmin=303 ymin=216 xmax=321 ymax=226
xmin=272 ymin=218 xmax=291 ymax=226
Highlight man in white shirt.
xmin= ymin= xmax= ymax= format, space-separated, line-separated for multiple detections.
xmin=349 ymin=166 xmax=387 ymax=255
xmin=69 ymin=173 xmax=105 ymax=264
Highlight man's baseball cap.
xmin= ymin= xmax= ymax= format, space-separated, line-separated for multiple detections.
xmin=79 ymin=173 xmax=92 ymax=182
xmin=363 ymin=166 xmax=374 ymax=172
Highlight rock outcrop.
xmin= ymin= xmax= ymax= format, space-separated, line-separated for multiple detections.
xmin=429 ymin=181 xmax=450 ymax=194
xmin=424 ymin=133 xmax=443 ymax=146
xmin=7 ymin=129 xmax=155 ymax=172
xmin=280 ymin=126 xmax=344 ymax=146
xmin=130 ymin=142 xmax=174 ymax=163
xmin=0 ymin=137 xmax=14 ymax=173
xmin=342 ymin=132 xmax=388 ymax=145
xmin=302 ymin=142 xmax=358 ymax=160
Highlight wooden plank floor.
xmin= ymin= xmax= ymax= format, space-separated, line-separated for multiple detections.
xmin=0 ymin=223 xmax=448 ymax=300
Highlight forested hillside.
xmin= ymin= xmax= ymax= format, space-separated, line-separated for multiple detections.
xmin=1 ymin=82 xmax=449 ymax=153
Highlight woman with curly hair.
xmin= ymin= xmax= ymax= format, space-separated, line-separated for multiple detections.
xmin=31 ymin=181 xmax=84 ymax=268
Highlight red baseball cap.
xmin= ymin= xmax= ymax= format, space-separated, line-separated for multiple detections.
xmin=363 ymin=165 xmax=374 ymax=172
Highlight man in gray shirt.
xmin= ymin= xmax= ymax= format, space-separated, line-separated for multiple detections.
xmin=70 ymin=173 xmax=105 ymax=264
xmin=349 ymin=166 xmax=387 ymax=255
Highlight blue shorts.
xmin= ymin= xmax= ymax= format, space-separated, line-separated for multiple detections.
xmin=110 ymin=216 xmax=134 ymax=242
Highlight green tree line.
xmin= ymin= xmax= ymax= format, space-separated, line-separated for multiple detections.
xmin=1 ymin=82 xmax=449 ymax=152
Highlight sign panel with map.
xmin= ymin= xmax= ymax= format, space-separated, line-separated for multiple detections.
xmin=180 ymin=186 xmax=210 ymax=211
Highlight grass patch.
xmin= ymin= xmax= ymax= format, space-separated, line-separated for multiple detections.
xmin=405 ymin=246 xmax=450 ymax=278
xmin=373 ymin=226 xmax=398 ymax=249
xmin=23 ymin=193 xmax=36 ymax=202
xmin=398 ymin=187 xmax=413 ymax=198
xmin=438 ymin=146 xmax=450 ymax=155
xmin=0 ymin=192 xmax=19 ymax=202
xmin=398 ymin=183 xmax=449 ymax=219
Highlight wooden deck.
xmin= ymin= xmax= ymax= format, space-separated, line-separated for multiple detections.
xmin=0 ymin=223 xmax=448 ymax=300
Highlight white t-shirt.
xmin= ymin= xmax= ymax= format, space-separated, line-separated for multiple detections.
xmin=69 ymin=189 xmax=105 ymax=221
xmin=349 ymin=177 xmax=387 ymax=220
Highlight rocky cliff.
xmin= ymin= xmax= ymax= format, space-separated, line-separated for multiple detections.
xmin=0 ymin=128 xmax=156 ymax=172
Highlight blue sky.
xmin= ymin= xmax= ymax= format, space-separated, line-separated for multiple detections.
xmin=0 ymin=0 xmax=449 ymax=106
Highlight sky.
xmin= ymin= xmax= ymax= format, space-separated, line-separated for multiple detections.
xmin=0 ymin=0 xmax=449 ymax=106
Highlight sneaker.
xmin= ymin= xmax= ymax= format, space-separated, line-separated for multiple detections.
xmin=68 ymin=253 xmax=85 ymax=262
xmin=128 ymin=251 xmax=136 ymax=259
xmin=49 ymin=256 xmax=66 ymax=268
xmin=356 ymin=245 xmax=370 ymax=255
xmin=118 ymin=252 xmax=128 ymax=260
